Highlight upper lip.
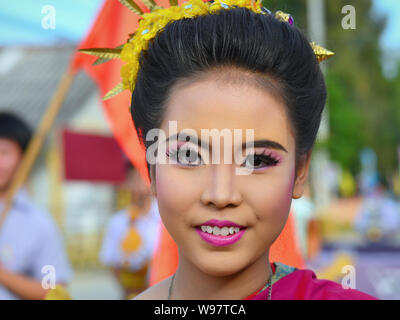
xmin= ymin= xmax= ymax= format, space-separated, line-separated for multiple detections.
xmin=197 ymin=219 xmax=246 ymax=229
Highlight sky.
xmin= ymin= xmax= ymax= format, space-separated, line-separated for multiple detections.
xmin=372 ymin=0 xmax=400 ymax=77
xmin=0 ymin=0 xmax=400 ymax=49
xmin=0 ymin=0 xmax=399 ymax=57
xmin=0 ymin=0 xmax=103 ymax=46
xmin=372 ymin=0 xmax=400 ymax=51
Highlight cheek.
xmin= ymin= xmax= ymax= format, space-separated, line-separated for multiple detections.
xmin=246 ymin=164 xmax=296 ymax=232
xmin=0 ymin=153 xmax=20 ymax=174
xmin=271 ymin=168 xmax=296 ymax=214
xmin=155 ymin=165 xmax=200 ymax=225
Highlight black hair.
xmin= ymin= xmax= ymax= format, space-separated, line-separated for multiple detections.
xmin=130 ymin=7 xmax=327 ymax=173
xmin=0 ymin=112 xmax=32 ymax=152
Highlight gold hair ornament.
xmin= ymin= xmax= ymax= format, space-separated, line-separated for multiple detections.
xmin=79 ymin=0 xmax=334 ymax=101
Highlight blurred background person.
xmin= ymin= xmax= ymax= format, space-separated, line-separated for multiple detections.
xmin=354 ymin=175 xmax=400 ymax=244
xmin=0 ymin=112 xmax=73 ymax=300
xmin=99 ymin=164 xmax=160 ymax=299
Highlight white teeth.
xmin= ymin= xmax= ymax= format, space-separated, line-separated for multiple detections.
xmin=221 ymin=227 xmax=229 ymax=236
xmin=213 ymin=226 xmax=220 ymax=236
xmin=200 ymin=225 xmax=242 ymax=236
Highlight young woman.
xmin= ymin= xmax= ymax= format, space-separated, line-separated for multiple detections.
xmin=82 ymin=0 xmax=377 ymax=300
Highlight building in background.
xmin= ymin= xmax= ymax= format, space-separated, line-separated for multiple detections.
xmin=0 ymin=46 xmax=125 ymax=271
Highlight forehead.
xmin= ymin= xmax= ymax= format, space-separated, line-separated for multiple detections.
xmin=0 ymin=137 xmax=21 ymax=151
xmin=161 ymin=76 xmax=295 ymax=150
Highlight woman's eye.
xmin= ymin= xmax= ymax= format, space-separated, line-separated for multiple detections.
xmin=168 ymin=147 xmax=202 ymax=167
xmin=242 ymin=154 xmax=279 ymax=170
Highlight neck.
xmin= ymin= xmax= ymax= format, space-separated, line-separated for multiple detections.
xmin=171 ymin=249 xmax=271 ymax=300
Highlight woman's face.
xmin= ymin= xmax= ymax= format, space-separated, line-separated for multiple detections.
xmin=0 ymin=138 xmax=22 ymax=193
xmin=151 ymin=73 xmax=311 ymax=277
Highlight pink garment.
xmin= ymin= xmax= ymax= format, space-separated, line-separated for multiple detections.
xmin=247 ymin=263 xmax=378 ymax=300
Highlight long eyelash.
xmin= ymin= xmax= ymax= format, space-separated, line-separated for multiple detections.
xmin=260 ymin=154 xmax=279 ymax=166
xmin=166 ymin=147 xmax=279 ymax=167
xmin=248 ymin=152 xmax=280 ymax=167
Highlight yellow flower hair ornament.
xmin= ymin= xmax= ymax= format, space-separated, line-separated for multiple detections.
xmin=79 ymin=0 xmax=334 ymax=101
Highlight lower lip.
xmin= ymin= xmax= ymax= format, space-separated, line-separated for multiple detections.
xmin=195 ymin=227 xmax=246 ymax=247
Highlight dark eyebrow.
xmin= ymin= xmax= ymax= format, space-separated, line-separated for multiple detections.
xmin=243 ymin=140 xmax=288 ymax=153
xmin=166 ymin=134 xmax=287 ymax=153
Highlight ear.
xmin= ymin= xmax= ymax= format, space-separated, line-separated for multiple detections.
xmin=149 ymin=164 xmax=157 ymax=197
xmin=292 ymin=151 xmax=312 ymax=200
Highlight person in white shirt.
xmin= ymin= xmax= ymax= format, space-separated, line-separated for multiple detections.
xmin=0 ymin=112 xmax=72 ymax=300
xmin=99 ymin=166 xmax=160 ymax=299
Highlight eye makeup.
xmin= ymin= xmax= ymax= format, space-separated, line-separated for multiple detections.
xmin=166 ymin=139 xmax=283 ymax=171
xmin=241 ymin=148 xmax=282 ymax=171
xmin=166 ymin=140 xmax=203 ymax=167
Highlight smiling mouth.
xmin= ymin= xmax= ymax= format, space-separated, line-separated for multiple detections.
xmin=195 ymin=226 xmax=247 ymax=247
xmin=195 ymin=225 xmax=246 ymax=236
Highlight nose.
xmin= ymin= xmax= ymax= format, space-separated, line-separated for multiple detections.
xmin=200 ymin=164 xmax=243 ymax=209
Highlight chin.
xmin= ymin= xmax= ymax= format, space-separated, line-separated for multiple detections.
xmin=193 ymin=253 xmax=249 ymax=278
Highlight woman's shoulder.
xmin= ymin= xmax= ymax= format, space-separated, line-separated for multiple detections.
xmin=272 ymin=263 xmax=378 ymax=300
xmin=132 ymin=276 xmax=173 ymax=300
xmin=297 ymin=268 xmax=377 ymax=300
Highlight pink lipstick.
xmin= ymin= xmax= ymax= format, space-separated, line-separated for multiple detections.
xmin=195 ymin=219 xmax=247 ymax=247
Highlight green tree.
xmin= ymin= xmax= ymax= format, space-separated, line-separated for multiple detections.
xmin=263 ymin=0 xmax=399 ymax=177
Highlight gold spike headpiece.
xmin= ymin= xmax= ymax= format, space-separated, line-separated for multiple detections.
xmin=80 ymin=0 xmax=334 ymax=100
